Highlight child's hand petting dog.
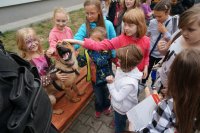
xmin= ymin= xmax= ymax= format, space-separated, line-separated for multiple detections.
xmin=56 ymin=71 xmax=70 ymax=81
xmin=46 ymin=48 xmax=55 ymax=57
xmin=106 ymin=75 xmax=114 ymax=84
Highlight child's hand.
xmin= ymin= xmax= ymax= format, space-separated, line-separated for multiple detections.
xmin=63 ymin=39 xmax=77 ymax=44
xmin=157 ymin=39 xmax=169 ymax=55
xmin=142 ymin=66 xmax=148 ymax=79
xmin=75 ymin=50 xmax=79 ymax=57
xmin=56 ymin=71 xmax=70 ymax=81
xmin=106 ymin=75 xmax=114 ymax=84
xmin=158 ymin=22 xmax=167 ymax=34
xmin=46 ymin=48 xmax=55 ymax=57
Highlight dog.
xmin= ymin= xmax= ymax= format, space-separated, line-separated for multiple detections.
xmin=46 ymin=41 xmax=85 ymax=114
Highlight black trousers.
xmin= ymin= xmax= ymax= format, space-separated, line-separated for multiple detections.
xmin=142 ymin=56 xmax=162 ymax=84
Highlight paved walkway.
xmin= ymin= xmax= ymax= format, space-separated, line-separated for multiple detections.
xmin=65 ymin=87 xmax=146 ymax=133
xmin=65 ymin=97 xmax=115 ymax=133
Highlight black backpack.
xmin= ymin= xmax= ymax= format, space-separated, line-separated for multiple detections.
xmin=0 ymin=42 xmax=58 ymax=133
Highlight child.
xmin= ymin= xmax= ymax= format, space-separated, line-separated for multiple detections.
xmin=139 ymin=49 xmax=200 ymax=133
xmin=106 ymin=45 xmax=143 ymax=133
xmin=156 ymin=4 xmax=200 ymax=95
xmin=106 ymin=0 xmax=123 ymax=33
xmin=100 ymin=0 xmax=111 ymax=17
xmin=141 ymin=0 xmax=174 ymax=88
xmin=140 ymin=0 xmax=153 ymax=25
xmin=65 ymin=8 xmax=150 ymax=80
xmin=73 ymin=0 xmax=116 ymax=51
xmin=47 ymin=7 xmax=73 ymax=56
xmin=116 ymin=0 xmax=140 ymax=35
xmin=78 ymin=26 xmax=113 ymax=118
xmin=16 ymin=27 xmax=68 ymax=114
xmin=73 ymin=0 xmax=117 ymax=67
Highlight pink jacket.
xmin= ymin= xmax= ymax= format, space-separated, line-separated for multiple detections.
xmin=49 ymin=26 xmax=73 ymax=52
xmin=84 ymin=34 xmax=150 ymax=71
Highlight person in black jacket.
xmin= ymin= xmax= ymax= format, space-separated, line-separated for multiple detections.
xmin=170 ymin=0 xmax=195 ymax=15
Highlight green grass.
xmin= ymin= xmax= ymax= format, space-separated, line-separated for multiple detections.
xmin=0 ymin=8 xmax=85 ymax=53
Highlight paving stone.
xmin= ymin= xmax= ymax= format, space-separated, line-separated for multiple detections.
xmin=65 ymin=129 xmax=78 ymax=133
xmin=84 ymin=106 xmax=95 ymax=116
xmin=77 ymin=113 xmax=90 ymax=124
xmin=86 ymin=117 xmax=102 ymax=131
xmin=88 ymin=128 xmax=96 ymax=133
xmin=68 ymin=118 xmax=79 ymax=130
xmin=97 ymin=123 xmax=114 ymax=133
xmin=70 ymin=121 xmax=90 ymax=133
xmin=98 ymin=114 xmax=114 ymax=127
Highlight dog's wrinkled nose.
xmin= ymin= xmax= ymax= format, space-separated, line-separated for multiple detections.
xmin=56 ymin=45 xmax=61 ymax=49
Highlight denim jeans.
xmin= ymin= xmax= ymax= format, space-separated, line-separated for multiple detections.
xmin=114 ymin=111 xmax=127 ymax=133
xmin=92 ymin=82 xmax=110 ymax=112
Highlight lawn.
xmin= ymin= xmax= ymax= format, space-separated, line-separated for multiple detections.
xmin=0 ymin=8 xmax=85 ymax=53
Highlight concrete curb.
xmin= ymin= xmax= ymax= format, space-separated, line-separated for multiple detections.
xmin=0 ymin=4 xmax=82 ymax=33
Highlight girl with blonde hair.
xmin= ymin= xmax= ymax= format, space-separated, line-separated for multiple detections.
xmin=16 ymin=27 xmax=68 ymax=114
xmin=47 ymin=7 xmax=73 ymax=57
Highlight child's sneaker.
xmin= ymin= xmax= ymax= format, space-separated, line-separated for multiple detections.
xmin=103 ymin=107 xmax=111 ymax=115
xmin=95 ymin=111 xmax=101 ymax=118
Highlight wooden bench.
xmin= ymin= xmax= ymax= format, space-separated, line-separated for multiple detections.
xmin=51 ymin=66 xmax=93 ymax=132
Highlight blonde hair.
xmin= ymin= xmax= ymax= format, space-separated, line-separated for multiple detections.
xmin=53 ymin=7 xmax=69 ymax=21
xmin=91 ymin=26 xmax=107 ymax=41
xmin=123 ymin=8 xmax=147 ymax=38
xmin=16 ymin=27 xmax=42 ymax=59
xmin=117 ymin=45 xmax=143 ymax=72
xmin=178 ymin=4 xmax=200 ymax=30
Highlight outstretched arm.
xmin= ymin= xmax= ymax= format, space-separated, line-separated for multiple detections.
xmin=65 ymin=36 xmax=120 ymax=51
xmin=64 ymin=39 xmax=84 ymax=46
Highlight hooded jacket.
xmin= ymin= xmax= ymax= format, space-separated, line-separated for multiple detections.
xmin=107 ymin=67 xmax=142 ymax=115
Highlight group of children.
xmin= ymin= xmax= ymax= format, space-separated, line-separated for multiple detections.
xmin=14 ymin=0 xmax=200 ymax=132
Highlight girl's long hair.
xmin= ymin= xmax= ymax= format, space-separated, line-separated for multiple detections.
xmin=84 ymin=0 xmax=105 ymax=37
xmin=168 ymin=49 xmax=200 ymax=133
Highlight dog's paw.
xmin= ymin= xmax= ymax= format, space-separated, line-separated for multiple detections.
xmin=70 ymin=97 xmax=81 ymax=103
xmin=53 ymin=109 xmax=64 ymax=115
xmin=77 ymin=90 xmax=85 ymax=96
xmin=49 ymin=95 xmax=56 ymax=105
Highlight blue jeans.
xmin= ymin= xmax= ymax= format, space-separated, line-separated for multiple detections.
xmin=92 ymin=82 xmax=110 ymax=112
xmin=114 ymin=111 xmax=127 ymax=133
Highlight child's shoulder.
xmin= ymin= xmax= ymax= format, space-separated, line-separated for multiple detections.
xmin=104 ymin=19 xmax=113 ymax=26
xmin=149 ymin=18 xmax=157 ymax=25
xmin=64 ymin=26 xmax=72 ymax=31
xmin=140 ymin=35 xmax=150 ymax=43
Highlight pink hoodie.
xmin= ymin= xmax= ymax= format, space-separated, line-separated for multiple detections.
xmin=49 ymin=26 xmax=73 ymax=52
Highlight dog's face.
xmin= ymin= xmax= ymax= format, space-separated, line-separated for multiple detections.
xmin=56 ymin=42 xmax=75 ymax=65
